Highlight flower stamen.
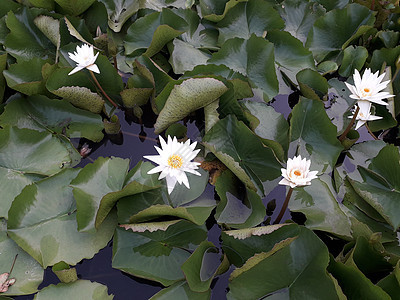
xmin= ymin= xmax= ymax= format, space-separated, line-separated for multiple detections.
xmin=168 ymin=154 xmax=183 ymax=169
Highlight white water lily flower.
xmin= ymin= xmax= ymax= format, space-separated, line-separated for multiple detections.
xmin=345 ymin=68 xmax=394 ymax=106
xmin=144 ymin=136 xmax=201 ymax=194
xmin=279 ymin=155 xmax=318 ymax=188
xmin=68 ymin=44 xmax=100 ymax=75
xmin=350 ymin=100 xmax=383 ymax=130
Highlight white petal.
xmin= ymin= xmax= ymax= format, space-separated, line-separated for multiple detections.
xmin=87 ymin=64 xmax=100 ymax=73
xmin=68 ymin=66 xmax=84 ymax=75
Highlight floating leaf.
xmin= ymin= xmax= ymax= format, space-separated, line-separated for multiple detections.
xmin=71 ymin=157 xmax=130 ymax=233
xmin=0 ymin=95 xmax=104 ymax=142
xmin=33 ymin=280 xmax=113 ymax=299
xmin=7 ymin=169 xmax=117 ymax=268
xmin=0 ymin=219 xmax=44 ymax=296
xmin=200 ymin=0 xmax=247 ymax=22
xmin=296 ymin=69 xmax=328 ymax=100
xmin=112 ymin=221 xmax=207 ymax=286
xmin=289 ymin=176 xmax=352 ymax=239
xmin=150 ymin=280 xmax=211 ymax=300
xmin=154 ymin=77 xmax=227 ymax=134
xmin=4 ymin=8 xmax=55 ymax=61
xmin=228 ymin=226 xmax=340 ymax=299
xmin=216 ymin=0 xmax=284 ymax=44
xmin=203 ymin=115 xmax=282 ymax=195
xmin=306 ymin=3 xmax=375 ymax=62
xmin=208 ymin=34 xmax=278 ymax=101
xmin=181 ymin=241 xmax=222 ymax=292
xmin=289 ymin=97 xmax=343 ymax=172
xmin=338 ymin=46 xmax=368 ymax=77
xmin=52 ymin=86 xmax=104 ymax=114
xmin=54 ymin=0 xmax=96 ymax=16
xmin=215 ymin=170 xmax=265 ymax=229
xmin=34 ymin=15 xmax=60 ymax=47
xmin=99 ymin=0 xmax=140 ymax=32
xmin=120 ymin=220 xmax=180 ymax=233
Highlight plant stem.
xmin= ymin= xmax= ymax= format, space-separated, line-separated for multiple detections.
xmin=121 ymin=131 xmax=158 ymax=142
xmin=365 ymin=123 xmax=379 ymax=140
xmin=9 ymin=254 xmax=18 ymax=276
xmin=338 ymin=105 xmax=360 ymax=142
xmin=89 ymin=70 xmax=119 ymax=108
xmin=273 ymin=187 xmax=293 ymax=224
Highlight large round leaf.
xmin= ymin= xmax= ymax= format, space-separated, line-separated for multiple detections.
xmin=0 ymin=95 xmax=104 ymax=142
xmin=99 ymin=0 xmax=140 ymax=32
xmin=7 ymin=169 xmax=116 ymax=268
xmin=54 ymin=0 xmax=96 ymax=16
xmin=306 ymin=3 xmax=375 ymax=62
xmin=289 ymin=97 xmax=343 ymax=173
xmin=71 ymin=156 xmax=130 ymax=233
xmin=216 ymin=0 xmax=284 ymax=44
xmin=208 ymin=34 xmax=278 ymax=101
xmin=150 ymin=280 xmax=211 ymax=300
xmin=0 ymin=219 xmax=44 ymax=296
xmin=203 ymin=114 xmax=282 ymax=196
xmin=33 ymin=280 xmax=113 ymax=299
xmin=227 ymin=226 xmax=340 ymax=299
xmin=154 ymin=77 xmax=228 ymax=133
xmin=112 ymin=221 xmax=207 ymax=286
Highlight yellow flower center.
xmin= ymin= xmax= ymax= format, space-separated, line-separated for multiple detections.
xmin=293 ymin=170 xmax=302 ymax=176
xmin=168 ymin=154 xmax=183 ymax=169
xmin=361 ymin=87 xmax=372 ymax=97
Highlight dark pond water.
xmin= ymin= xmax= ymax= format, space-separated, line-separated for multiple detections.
xmin=13 ymin=93 xmax=377 ymax=299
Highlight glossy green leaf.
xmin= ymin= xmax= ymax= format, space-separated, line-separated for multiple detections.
xmin=208 ymin=34 xmax=278 ymax=101
xmin=99 ymin=0 xmax=140 ymax=32
xmin=33 ymin=280 xmax=113 ymax=299
xmin=278 ymin=0 xmax=325 ymax=44
xmin=34 ymin=15 xmax=60 ymax=47
xmin=150 ymin=280 xmax=211 ymax=300
xmin=0 ymin=219 xmax=44 ymax=296
xmin=338 ymin=46 xmax=368 ymax=77
xmin=7 ymin=169 xmax=117 ymax=268
xmin=4 ymin=8 xmax=55 ymax=61
xmin=290 ymin=97 xmax=343 ymax=172
xmin=289 ymin=176 xmax=352 ymax=239
xmin=348 ymin=145 xmax=400 ymax=230
xmin=328 ymin=255 xmax=391 ymax=300
xmin=0 ymin=126 xmax=73 ymax=176
xmin=54 ymin=0 xmax=96 ymax=16
xmin=124 ymin=10 xmax=187 ymax=56
xmin=215 ymin=170 xmax=266 ymax=229
xmin=377 ymin=261 xmax=400 ymax=299
xmin=181 ymin=241 xmax=221 ymax=292
xmin=168 ymin=38 xmax=210 ymax=74
xmin=154 ymin=77 xmax=228 ymax=134
xmin=29 ymin=0 xmax=55 ymax=10
xmin=228 ymin=226 xmax=340 ymax=299
xmin=241 ymin=100 xmax=288 ymax=161
xmin=112 ymin=221 xmax=207 ymax=286
xmin=71 ymin=157 xmax=130 ymax=233
xmin=296 ymin=69 xmax=328 ymax=100
xmin=315 ymin=0 xmax=349 ymax=10
xmin=221 ymin=224 xmax=300 ymax=267
xmin=203 ymin=114 xmax=282 ymax=195
xmin=306 ymin=4 xmax=375 ymax=62
xmin=200 ymin=0 xmax=247 ymax=22
xmin=216 ymin=0 xmax=284 ymax=44
xmin=0 ymin=95 xmax=104 ymax=142
xmin=0 ymin=0 xmax=20 ymax=18
xmin=267 ymin=30 xmax=315 ymax=84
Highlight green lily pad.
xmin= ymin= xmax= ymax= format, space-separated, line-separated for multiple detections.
xmin=296 ymin=69 xmax=328 ymax=100
xmin=348 ymin=145 xmax=400 ymax=230
xmin=228 ymin=226 xmax=340 ymax=299
xmin=150 ymin=280 xmax=211 ymax=300
xmin=4 ymin=8 xmax=55 ymax=61
xmin=241 ymin=100 xmax=289 ymax=162
xmin=0 ymin=95 xmax=104 ymax=142
xmin=112 ymin=220 xmax=207 ymax=286
xmin=99 ymin=0 xmax=140 ymax=32
xmin=278 ymin=0 xmax=325 ymax=44
xmin=71 ymin=156 xmax=130 ymax=233
xmin=289 ymin=97 xmax=343 ymax=173
xmin=181 ymin=241 xmax=222 ymax=292
xmin=215 ymin=170 xmax=266 ymax=229
xmin=306 ymin=3 xmax=375 ymax=62
xmin=338 ymin=46 xmax=368 ymax=77
xmin=208 ymin=34 xmax=278 ymax=101
xmin=216 ymin=0 xmax=283 ymax=44
xmin=203 ymin=114 xmax=282 ymax=195
xmin=7 ymin=169 xmax=117 ymax=268
xmin=377 ymin=261 xmax=400 ymax=299
xmin=54 ymin=0 xmax=96 ymax=16
xmin=289 ymin=176 xmax=352 ymax=239
xmin=154 ymin=77 xmax=228 ymax=134
xmin=200 ymin=0 xmax=247 ymax=22
xmin=34 ymin=15 xmax=60 ymax=47
xmin=33 ymin=280 xmax=113 ymax=299
xmin=0 ymin=219 xmax=44 ymax=296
